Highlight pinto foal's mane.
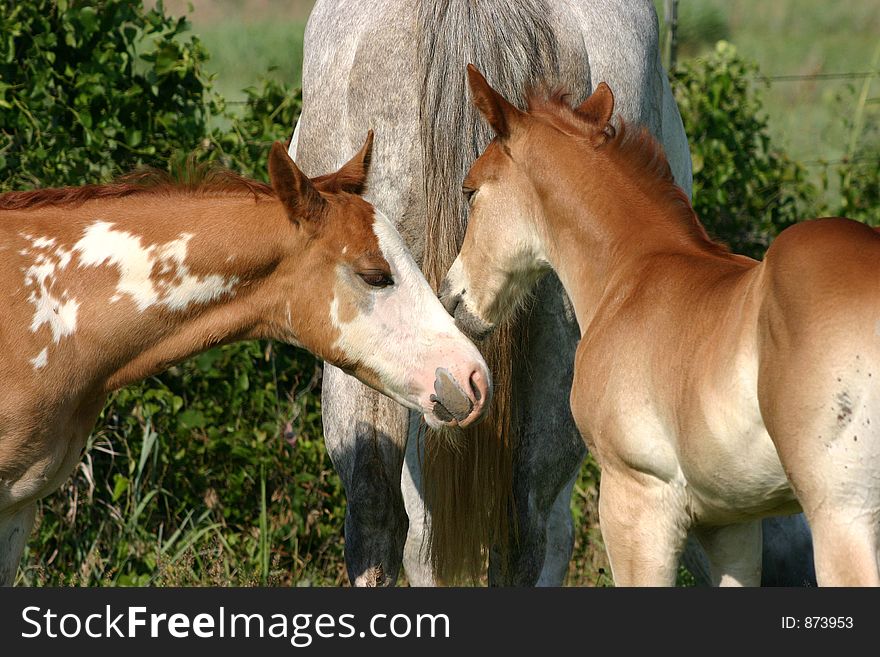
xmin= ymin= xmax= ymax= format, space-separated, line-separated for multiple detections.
xmin=526 ymin=90 xmax=729 ymax=255
xmin=0 ymin=161 xmax=277 ymax=212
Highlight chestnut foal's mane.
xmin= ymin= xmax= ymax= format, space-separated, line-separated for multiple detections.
xmin=526 ymin=91 xmax=729 ymax=255
xmin=0 ymin=162 xmax=277 ymax=211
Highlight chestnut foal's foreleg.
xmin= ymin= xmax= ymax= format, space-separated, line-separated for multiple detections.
xmin=0 ymin=503 xmax=36 ymax=586
xmin=598 ymin=469 xmax=690 ymax=586
xmin=693 ymin=521 xmax=763 ymax=586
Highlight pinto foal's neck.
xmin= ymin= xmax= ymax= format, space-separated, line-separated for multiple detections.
xmin=532 ymin=134 xmax=734 ymax=332
xmin=6 ymin=192 xmax=295 ymax=394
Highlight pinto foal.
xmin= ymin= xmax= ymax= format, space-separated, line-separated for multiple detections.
xmin=0 ymin=134 xmax=490 ymax=585
xmin=441 ymin=65 xmax=880 ymax=586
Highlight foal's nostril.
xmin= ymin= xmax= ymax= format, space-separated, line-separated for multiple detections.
xmin=468 ymin=368 xmax=491 ymax=411
xmin=432 ymin=367 xmax=474 ymax=423
xmin=470 ymin=370 xmax=482 ymax=402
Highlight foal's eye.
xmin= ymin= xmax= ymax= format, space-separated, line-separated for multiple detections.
xmin=358 ymin=270 xmax=395 ymax=288
xmin=462 ymin=186 xmax=477 ymax=203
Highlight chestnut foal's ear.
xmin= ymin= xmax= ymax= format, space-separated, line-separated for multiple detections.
xmin=331 ymin=130 xmax=374 ymax=195
xmin=575 ymin=81 xmax=615 ymax=126
xmin=268 ymin=141 xmax=326 ymax=226
xmin=466 ymin=64 xmax=523 ymax=139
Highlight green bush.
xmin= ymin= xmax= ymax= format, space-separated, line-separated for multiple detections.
xmin=0 ymin=0 xmax=217 ymax=189
xmin=23 ymin=341 xmax=344 ymax=586
xmin=830 ymin=77 xmax=880 ymax=225
xmin=672 ymin=41 xmax=816 ymax=258
xmin=204 ymin=75 xmax=303 ymax=178
xmin=837 ymin=156 xmax=880 ymax=224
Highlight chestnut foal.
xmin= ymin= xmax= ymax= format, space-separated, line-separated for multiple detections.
xmin=441 ymin=65 xmax=880 ymax=586
xmin=0 ymin=133 xmax=490 ymax=585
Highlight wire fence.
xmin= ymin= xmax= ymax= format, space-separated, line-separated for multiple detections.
xmin=756 ymin=71 xmax=880 ymax=83
xmin=659 ymin=0 xmax=879 ymax=170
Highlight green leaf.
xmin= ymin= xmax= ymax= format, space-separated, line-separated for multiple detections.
xmin=178 ymin=409 xmax=206 ymax=430
xmin=125 ymin=128 xmax=142 ymax=147
xmin=111 ymin=474 xmax=129 ymax=502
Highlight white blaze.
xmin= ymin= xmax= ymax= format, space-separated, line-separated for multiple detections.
xmin=328 ymin=210 xmax=473 ymax=412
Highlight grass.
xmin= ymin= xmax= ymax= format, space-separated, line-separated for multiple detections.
xmin=187 ymin=0 xmax=880 ymax=175
xmin=198 ymin=19 xmax=306 ymax=103
xmin=665 ymin=0 xmax=880 ymax=167
xmin=153 ymin=0 xmax=310 ymax=104
xmin=194 ymin=0 xmax=879 ymax=185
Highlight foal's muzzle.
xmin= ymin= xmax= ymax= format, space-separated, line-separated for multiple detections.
xmin=438 ymin=284 xmax=495 ymax=343
xmin=430 ymin=366 xmax=490 ymax=428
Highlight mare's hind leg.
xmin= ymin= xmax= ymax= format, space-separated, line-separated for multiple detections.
xmin=693 ymin=521 xmax=763 ymax=586
xmin=489 ymin=275 xmax=585 ymax=586
xmin=322 ymin=364 xmax=410 ymax=587
xmin=401 ymin=423 xmax=435 ymax=586
xmin=0 ymin=503 xmax=37 ymax=586
xmin=401 ymin=423 xmax=585 ymax=587
xmin=490 ymin=445 xmax=583 ymax=586
xmin=536 ymin=471 xmax=580 ymax=586
xmin=599 ymin=470 xmax=690 ymax=586
xmin=760 ymin=515 xmax=816 ymax=586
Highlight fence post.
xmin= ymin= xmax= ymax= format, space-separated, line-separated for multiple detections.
xmin=664 ymin=0 xmax=679 ymax=73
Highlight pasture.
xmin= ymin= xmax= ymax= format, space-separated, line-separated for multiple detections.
xmin=187 ymin=0 xmax=880 ymax=182
xmin=3 ymin=0 xmax=878 ymax=586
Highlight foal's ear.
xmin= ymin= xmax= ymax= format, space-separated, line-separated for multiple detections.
xmin=330 ymin=130 xmax=374 ymax=195
xmin=268 ymin=141 xmax=326 ymax=226
xmin=575 ymin=82 xmax=615 ymax=126
xmin=467 ymin=64 xmax=523 ymax=139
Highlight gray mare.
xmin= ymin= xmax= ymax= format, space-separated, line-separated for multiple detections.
xmin=288 ymin=0 xmax=815 ymax=586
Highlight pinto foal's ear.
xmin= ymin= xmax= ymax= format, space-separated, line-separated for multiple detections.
xmin=575 ymin=82 xmax=615 ymax=126
xmin=329 ymin=130 xmax=374 ymax=195
xmin=466 ymin=64 xmax=523 ymax=139
xmin=268 ymin=141 xmax=326 ymax=226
